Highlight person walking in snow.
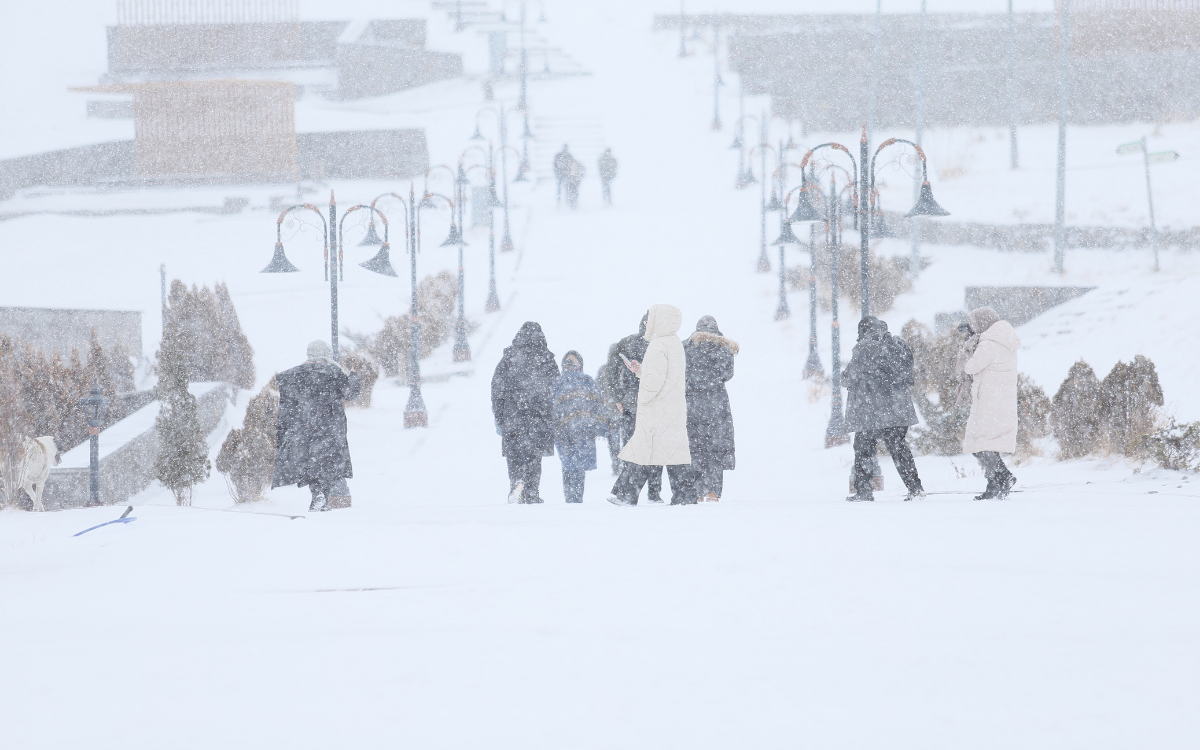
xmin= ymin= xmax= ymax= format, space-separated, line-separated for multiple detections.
xmin=554 ymin=144 xmax=573 ymax=205
xmin=598 ymin=148 xmax=618 ymax=205
xmin=552 ymin=351 xmax=614 ymax=503
xmin=564 ymin=156 xmax=585 ymax=209
xmin=595 ymin=346 xmax=624 ymax=475
xmin=608 ymin=304 xmax=695 ymax=506
xmin=272 ymin=340 xmax=361 ymax=512
xmin=683 ymin=316 xmax=738 ymax=502
xmin=957 ymin=306 xmax=1021 ymax=500
xmin=492 ymin=322 xmax=560 ymax=504
xmin=842 ymin=317 xmax=925 ymax=502
xmin=600 ymin=312 xmax=664 ymax=502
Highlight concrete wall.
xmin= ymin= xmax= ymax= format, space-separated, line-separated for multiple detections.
xmin=336 ymin=44 xmax=463 ymax=99
xmin=0 ymin=141 xmax=133 ymax=199
xmin=106 ymin=22 xmax=347 ymax=74
xmin=0 ymin=307 xmax=142 ymax=359
xmin=297 ymin=129 xmax=429 ymax=180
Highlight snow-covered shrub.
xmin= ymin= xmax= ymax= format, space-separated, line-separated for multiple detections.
xmin=1139 ymin=420 xmax=1200 ymax=472
xmin=348 ymin=271 xmax=458 ymax=377
xmin=340 ymin=351 xmax=379 ymax=408
xmin=797 ymin=244 xmax=914 ymax=316
xmin=153 ymin=319 xmax=210 ymax=506
xmin=216 ymin=379 xmax=278 ymax=503
xmin=1052 ymin=361 xmax=1103 ymax=459
xmin=1016 ymin=374 xmax=1053 ymax=457
xmin=1099 ymin=355 xmax=1163 ymax=456
xmin=901 ymin=320 xmax=970 ymax=455
xmin=162 ymin=280 xmax=255 ymax=388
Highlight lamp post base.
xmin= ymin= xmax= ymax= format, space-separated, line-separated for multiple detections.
xmin=756 ymin=249 xmax=771 ymax=273
xmin=501 ymin=230 xmax=514 ymax=253
xmin=486 ymin=285 xmax=501 ymax=313
xmin=774 ymin=301 xmax=790 ymax=321
xmin=802 ymin=349 xmax=824 ymax=380
xmin=711 ymin=118 xmax=721 ymax=131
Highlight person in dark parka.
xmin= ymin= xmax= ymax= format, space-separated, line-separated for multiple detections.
xmin=842 ymin=316 xmax=925 ymax=502
xmin=595 ymin=346 xmax=623 ymax=474
xmin=552 ymin=351 xmax=614 ymax=503
xmin=683 ymin=316 xmax=738 ymax=502
xmin=491 ymin=322 xmax=560 ymax=504
xmin=273 ymin=339 xmax=362 ymax=512
xmin=599 ymin=312 xmax=664 ymax=502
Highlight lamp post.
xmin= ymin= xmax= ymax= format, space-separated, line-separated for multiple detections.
xmin=678 ymin=1 xmax=687 ymax=57
xmin=824 ymin=172 xmax=849 ymax=448
xmin=262 ymin=192 xmax=397 ymax=360
xmin=748 ymin=115 xmax=772 ymax=273
xmin=1053 ymin=0 xmax=1071 ymax=275
xmin=786 ymin=166 xmax=826 ymax=378
xmin=450 ymin=149 xmax=487 ymax=362
xmin=80 ymin=380 xmax=110 ymax=507
xmin=1117 ymin=137 xmax=1178 ymax=272
xmin=711 ymin=18 xmax=722 ymax=130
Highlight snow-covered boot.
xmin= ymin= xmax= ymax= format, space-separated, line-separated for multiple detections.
xmin=974 ymin=477 xmax=999 ymax=501
xmin=606 ymin=494 xmax=636 ymax=506
xmin=904 ymin=487 xmax=926 ymax=501
xmin=995 ymin=472 xmax=1017 ymax=499
xmin=845 ymin=491 xmax=874 ymax=502
xmin=521 ymin=494 xmax=544 ymax=504
xmin=507 ymin=481 xmax=525 ymax=505
xmin=308 ymin=490 xmax=329 ymax=512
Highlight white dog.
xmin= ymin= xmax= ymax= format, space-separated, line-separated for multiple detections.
xmin=19 ymin=436 xmax=61 ymax=512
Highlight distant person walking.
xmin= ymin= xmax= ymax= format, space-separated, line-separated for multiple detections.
xmin=600 ymin=312 xmax=664 ymax=502
xmin=554 ymin=144 xmax=573 ymax=205
xmin=683 ymin=316 xmax=738 ymax=502
xmin=492 ymin=322 xmax=560 ymax=504
xmin=608 ymin=304 xmax=695 ymax=506
xmin=272 ymin=340 xmax=361 ymax=512
xmin=552 ymin=351 xmax=614 ymax=503
xmin=843 ymin=317 xmax=925 ymax=502
xmin=598 ymin=148 xmax=618 ymax=205
xmin=564 ymin=157 xmax=585 ymax=209
xmin=958 ymin=306 xmax=1021 ymax=500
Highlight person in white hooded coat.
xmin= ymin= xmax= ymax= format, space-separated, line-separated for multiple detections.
xmin=607 ymin=304 xmax=695 ymax=505
xmin=958 ymin=306 xmax=1021 ymax=499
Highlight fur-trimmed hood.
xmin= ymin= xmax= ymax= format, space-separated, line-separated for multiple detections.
xmin=688 ymin=330 xmax=739 ymax=355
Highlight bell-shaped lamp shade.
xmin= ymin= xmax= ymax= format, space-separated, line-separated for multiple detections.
xmin=871 ymin=212 xmax=892 ymax=238
xmin=262 ymin=241 xmax=300 ymax=273
xmin=358 ymin=222 xmax=384 ymax=246
xmin=729 ymin=133 xmax=744 ymax=150
xmin=906 ymin=181 xmax=951 ymax=217
xmin=513 ymin=166 xmax=530 ymax=183
xmin=501 ymin=228 xmax=514 ymax=253
xmin=441 ymin=222 xmax=466 ymax=247
xmin=742 ymin=168 xmax=757 ymax=186
xmin=522 ymin=117 xmax=534 ymax=140
xmin=360 ymin=242 xmax=399 ymax=277
xmin=419 ymin=193 xmax=437 ymax=209
xmin=765 ymin=190 xmax=783 ymax=212
xmin=772 ymin=220 xmax=800 ymax=245
xmin=470 ymin=125 xmax=484 ymax=141
xmin=789 ymin=189 xmax=822 ymax=222
xmin=786 ymin=135 xmax=797 ymax=151
xmin=735 ymin=170 xmax=750 ymax=190
xmin=487 ymin=183 xmax=503 ymax=208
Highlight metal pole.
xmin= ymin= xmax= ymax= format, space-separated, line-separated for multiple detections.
xmin=518 ymin=2 xmax=528 ymax=110
xmin=757 ymin=117 xmax=770 ymax=272
xmin=711 ymin=19 xmax=722 ymax=130
xmin=1142 ymin=138 xmax=1159 ymax=272
xmin=501 ymin=105 xmax=514 ymax=254
xmin=487 ymin=142 xmax=500 ymax=312
xmin=1007 ymin=0 xmax=1018 ymax=169
xmin=859 ymin=126 xmax=871 ymax=316
xmin=454 ymin=172 xmax=470 ymax=361
xmin=866 ymin=0 xmax=882 ymax=153
xmin=89 ymin=431 xmax=100 ymax=506
xmin=826 ymin=175 xmax=847 ymax=447
xmin=329 ymin=192 xmax=339 ymax=360
xmin=678 ymin=1 xmax=686 ymax=57
xmin=1053 ymin=0 xmax=1071 ymax=275
xmin=404 ymin=185 xmax=427 ymax=428
xmin=803 ymin=220 xmax=822 ymax=378
xmin=910 ymin=0 xmax=927 ymax=279
xmin=775 ymin=139 xmax=789 ymax=319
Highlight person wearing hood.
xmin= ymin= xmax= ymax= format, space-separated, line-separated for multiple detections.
xmin=600 ymin=311 xmax=664 ymax=502
xmin=957 ymin=306 xmax=1021 ymax=500
xmin=842 ymin=316 xmax=925 ymax=502
xmin=272 ymin=340 xmax=362 ymax=512
xmin=607 ymin=304 xmax=695 ymax=506
xmin=552 ymin=351 xmax=614 ymax=503
xmin=492 ymin=322 xmax=560 ymax=504
xmin=683 ymin=316 xmax=738 ymax=502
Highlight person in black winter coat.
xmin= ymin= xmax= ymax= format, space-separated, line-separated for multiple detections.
xmin=491 ymin=322 xmax=560 ymax=503
xmin=842 ymin=316 xmax=925 ymax=502
xmin=683 ymin=316 xmax=738 ymax=502
xmin=272 ymin=339 xmax=362 ymax=512
xmin=598 ymin=312 xmax=664 ymax=503
xmin=595 ymin=346 xmax=623 ymax=474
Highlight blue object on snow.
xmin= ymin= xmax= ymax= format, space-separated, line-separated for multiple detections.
xmin=74 ymin=507 xmax=136 ymax=537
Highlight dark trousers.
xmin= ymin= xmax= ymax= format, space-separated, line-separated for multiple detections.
xmin=692 ymin=455 xmax=725 ymax=498
xmin=614 ymin=412 xmax=663 ymax=499
xmin=974 ymin=451 xmax=1012 ymax=482
xmin=853 ymin=427 xmax=923 ymax=495
xmin=611 ymin=463 xmax=694 ymax=505
xmin=563 ymin=469 xmax=585 ymax=503
xmin=507 ymin=453 xmax=543 ymax=500
xmin=602 ymin=181 xmax=612 ymax=205
xmin=307 ymin=476 xmax=337 ymax=504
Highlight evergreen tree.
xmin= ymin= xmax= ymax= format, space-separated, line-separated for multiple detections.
xmin=1016 ymin=374 xmax=1053 ymax=455
xmin=214 ymin=282 xmax=255 ymax=389
xmin=215 ymin=379 xmax=278 ymax=503
xmin=1100 ymin=355 xmax=1163 ymax=456
xmin=153 ymin=322 xmax=210 ymax=506
xmin=1052 ymin=361 xmax=1103 ymax=459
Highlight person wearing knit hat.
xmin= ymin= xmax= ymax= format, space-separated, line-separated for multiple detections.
xmin=957 ymin=306 xmax=1021 ymax=500
xmin=683 ymin=316 xmax=739 ymax=502
xmin=551 ymin=350 xmax=615 ymax=503
xmin=272 ymin=340 xmax=361 ymax=512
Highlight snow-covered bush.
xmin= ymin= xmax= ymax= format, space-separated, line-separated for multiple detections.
xmin=153 ymin=319 xmax=210 ymax=506
xmin=1052 ymin=361 xmax=1103 ymax=460
xmin=347 ymin=270 xmax=458 ymax=377
xmin=216 ymin=379 xmax=278 ymax=504
xmin=1139 ymin=420 xmax=1200 ymax=472
xmin=1099 ymin=355 xmax=1163 ymax=456
xmin=340 ymin=351 xmax=379 ymax=408
xmin=791 ymin=244 xmax=914 ymax=316
xmin=162 ymin=280 xmax=255 ymax=388
xmin=1016 ymin=374 xmax=1053 ymax=457
xmin=901 ymin=320 xmax=970 ymax=455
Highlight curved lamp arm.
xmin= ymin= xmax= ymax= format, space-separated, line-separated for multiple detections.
xmin=277 ymin=203 xmax=329 ymax=280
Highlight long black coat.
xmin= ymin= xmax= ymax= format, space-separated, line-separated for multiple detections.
xmin=599 ymin=314 xmax=648 ymax=416
xmin=842 ymin=317 xmax=919 ymax=432
xmin=272 ymin=361 xmax=361 ymax=488
xmin=491 ymin=322 xmax=560 ymax=459
xmin=683 ymin=331 xmax=738 ymax=468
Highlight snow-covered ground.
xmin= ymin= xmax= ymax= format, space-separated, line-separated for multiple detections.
xmin=2 ymin=2 xmax=1199 ymax=748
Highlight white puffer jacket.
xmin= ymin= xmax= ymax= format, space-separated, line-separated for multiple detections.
xmin=962 ymin=320 xmax=1021 ymax=454
xmin=618 ymin=304 xmax=692 ymax=466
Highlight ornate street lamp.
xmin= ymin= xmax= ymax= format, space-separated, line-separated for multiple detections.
xmin=80 ymin=379 xmax=110 ymax=507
